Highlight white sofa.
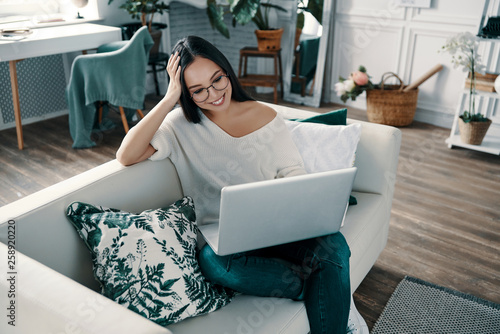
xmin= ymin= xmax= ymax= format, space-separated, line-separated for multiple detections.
xmin=0 ymin=104 xmax=401 ymax=334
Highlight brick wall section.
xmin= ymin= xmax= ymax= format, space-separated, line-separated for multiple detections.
xmin=168 ymin=2 xmax=258 ymax=75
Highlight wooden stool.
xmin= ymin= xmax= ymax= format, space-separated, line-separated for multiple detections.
xmin=238 ymin=47 xmax=283 ymax=104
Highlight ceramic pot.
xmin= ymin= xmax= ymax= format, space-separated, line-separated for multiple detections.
xmin=458 ymin=117 xmax=492 ymax=145
xmin=255 ymin=28 xmax=284 ymax=52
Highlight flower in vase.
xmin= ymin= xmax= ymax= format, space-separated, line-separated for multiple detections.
xmin=352 ymin=70 xmax=369 ymax=86
xmin=440 ymin=32 xmax=488 ymax=122
xmin=343 ymin=79 xmax=356 ymax=92
xmin=334 ymin=82 xmax=347 ymax=96
xmin=335 ymin=65 xmax=374 ymax=103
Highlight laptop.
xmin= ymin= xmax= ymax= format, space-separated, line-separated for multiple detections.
xmin=198 ymin=167 xmax=357 ymax=255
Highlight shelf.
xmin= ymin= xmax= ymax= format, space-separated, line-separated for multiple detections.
xmin=462 ymin=89 xmax=500 ymax=99
xmin=239 ymin=74 xmax=280 ymax=87
xmin=448 ymin=0 xmax=500 ymax=156
xmin=446 ymin=133 xmax=500 ymax=155
xmin=477 ymin=35 xmax=500 ymax=43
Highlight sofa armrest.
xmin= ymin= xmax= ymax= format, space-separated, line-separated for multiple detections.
xmin=0 ymin=159 xmax=183 ymax=290
xmin=0 ymin=159 xmax=182 ymax=222
xmin=347 ymin=119 xmax=401 ymax=195
xmin=0 ymin=243 xmax=171 ymax=334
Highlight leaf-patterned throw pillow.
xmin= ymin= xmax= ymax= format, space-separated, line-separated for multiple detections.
xmin=66 ymin=197 xmax=233 ymax=326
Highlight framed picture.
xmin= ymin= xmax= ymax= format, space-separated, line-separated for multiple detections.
xmin=396 ymin=0 xmax=432 ymax=8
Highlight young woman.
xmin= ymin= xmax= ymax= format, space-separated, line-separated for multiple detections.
xmin=116 ymin=36 xmax=367 ymax=334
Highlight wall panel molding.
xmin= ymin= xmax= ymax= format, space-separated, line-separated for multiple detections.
xmin=336 ymin=0 xmax=406 ymax=20
xmin=327 ymin=0 xmax=491 ymax=129
xmin=329 ymin=17 xmax=405 ymax=104
xmin=409 ymin=6 xmax=482 ymax=27
xmin=402 ymin=26 xmax=464 ymax=83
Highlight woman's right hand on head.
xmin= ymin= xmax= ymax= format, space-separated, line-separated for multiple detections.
xmin=166 ymin=52 xmax=182 ymax=102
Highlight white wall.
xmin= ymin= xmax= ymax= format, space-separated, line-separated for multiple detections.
xmin=97 ymin=0 xmax=134 ymax=27
xmin=327 ymin=0 xmax=500 ymax=129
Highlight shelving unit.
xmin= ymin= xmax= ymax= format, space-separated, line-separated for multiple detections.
xmin=446 ymin=89 xmax=500 ymax=155
xmin=446 ymin=0 xmax=500 ymax=155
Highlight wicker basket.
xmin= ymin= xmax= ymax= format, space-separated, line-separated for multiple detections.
xmin=366 ymin=72 xmax=418 ymax=126
xmin=458 ymin=118 xmax=492 ymax=145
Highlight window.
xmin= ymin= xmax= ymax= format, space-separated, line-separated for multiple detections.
xmin=0 ymin=0 xmax=98 ymax=24
xmin=0 ymin=0 xmax=60 ymax=17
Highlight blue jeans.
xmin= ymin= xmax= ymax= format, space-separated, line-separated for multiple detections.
xmin=198 ymin=232 xmax=351 ymax=334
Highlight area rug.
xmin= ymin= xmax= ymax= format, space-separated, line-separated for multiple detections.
xmin=371 ymin=276 xmax=500 ymax=334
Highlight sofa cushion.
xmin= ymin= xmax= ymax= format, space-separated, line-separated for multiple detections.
xmin=285 ymin=121 xmax=362 ymax=173
xmin=341 ymin=191 xmax=389 ymax=290
xmin=66 ymin=196 xmax=233 ymax=326
xmin=167 ymin=295 xmax=309 ymax=334
xmin=289 ymin=108 xmax=357 ymax=205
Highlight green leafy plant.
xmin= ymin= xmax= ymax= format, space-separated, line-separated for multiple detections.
xmin=108 ymin=0 xmax=169 ymax=32
xmin=441 ymin=32 xmax=489 ymax=123
xmin=207 ymin=0 xmax=287 ymax=39
xmin=296 ymin=0 xmax=322 ymax=29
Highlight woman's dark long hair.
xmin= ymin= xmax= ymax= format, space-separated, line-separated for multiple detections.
xmin=171 ymin=36 xmax=254 ymax=123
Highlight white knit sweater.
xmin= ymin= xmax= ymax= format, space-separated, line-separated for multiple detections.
xmin=149 ymin=107 xmax=306 ymax=222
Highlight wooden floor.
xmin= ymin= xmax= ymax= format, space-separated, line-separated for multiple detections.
xmin=1 ymin=94 xmax=499 ymax=330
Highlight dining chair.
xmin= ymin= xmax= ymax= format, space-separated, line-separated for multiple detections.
xmin=66 ymin=26 xmax=154 ymax=148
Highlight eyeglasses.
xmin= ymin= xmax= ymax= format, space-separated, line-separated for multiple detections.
xmin=190 ymin=74 xmax=230 ymax=103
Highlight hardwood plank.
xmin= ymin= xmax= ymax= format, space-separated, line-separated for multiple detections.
xmin=377 ymin=239 xmax=500 ymax=304
xmin=395 ymin=175 xmax=499 ymax=221
xmin=391 ymin=179 xmax=498 ymax=261
xmin=354 ymin=264 xmax=403 ymax=328
xmin=390 ymin=215 xmax=499 ymax=283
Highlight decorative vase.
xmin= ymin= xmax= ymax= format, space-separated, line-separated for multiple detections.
xmin=458 ymin=117 xmax=492 ymax=145
xmin=255 ymin=28 xmax=284 ymax=52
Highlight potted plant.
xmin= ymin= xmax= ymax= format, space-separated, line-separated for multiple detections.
xmin=108 ymin=0 xmax=169 ymax=55
xmin=441 ymin=31 xmax=492 ymax=145
xmin=207 ymin=0 xmax=287 ymax=51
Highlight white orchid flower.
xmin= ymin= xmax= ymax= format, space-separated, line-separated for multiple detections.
xmin=335 ymin=82 xmax=347 ymax=96
xmin=344 ymin=79 xmax=355 ymax=92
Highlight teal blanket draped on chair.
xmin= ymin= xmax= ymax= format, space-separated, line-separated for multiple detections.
xmin=66 ymin=26 xmax=154 ymax=148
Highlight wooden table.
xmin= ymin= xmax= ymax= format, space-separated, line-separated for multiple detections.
xmin=0 ymin=23 xmax=122 ymax=149
xmin=238 ymin=47 xmax=283 ymax=104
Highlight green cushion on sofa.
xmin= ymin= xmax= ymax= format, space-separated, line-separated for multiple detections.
xmin=294 ymin=108 xmax=347 ymax=126
xmin=66 ymin=197 xmax=233 ymax=326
